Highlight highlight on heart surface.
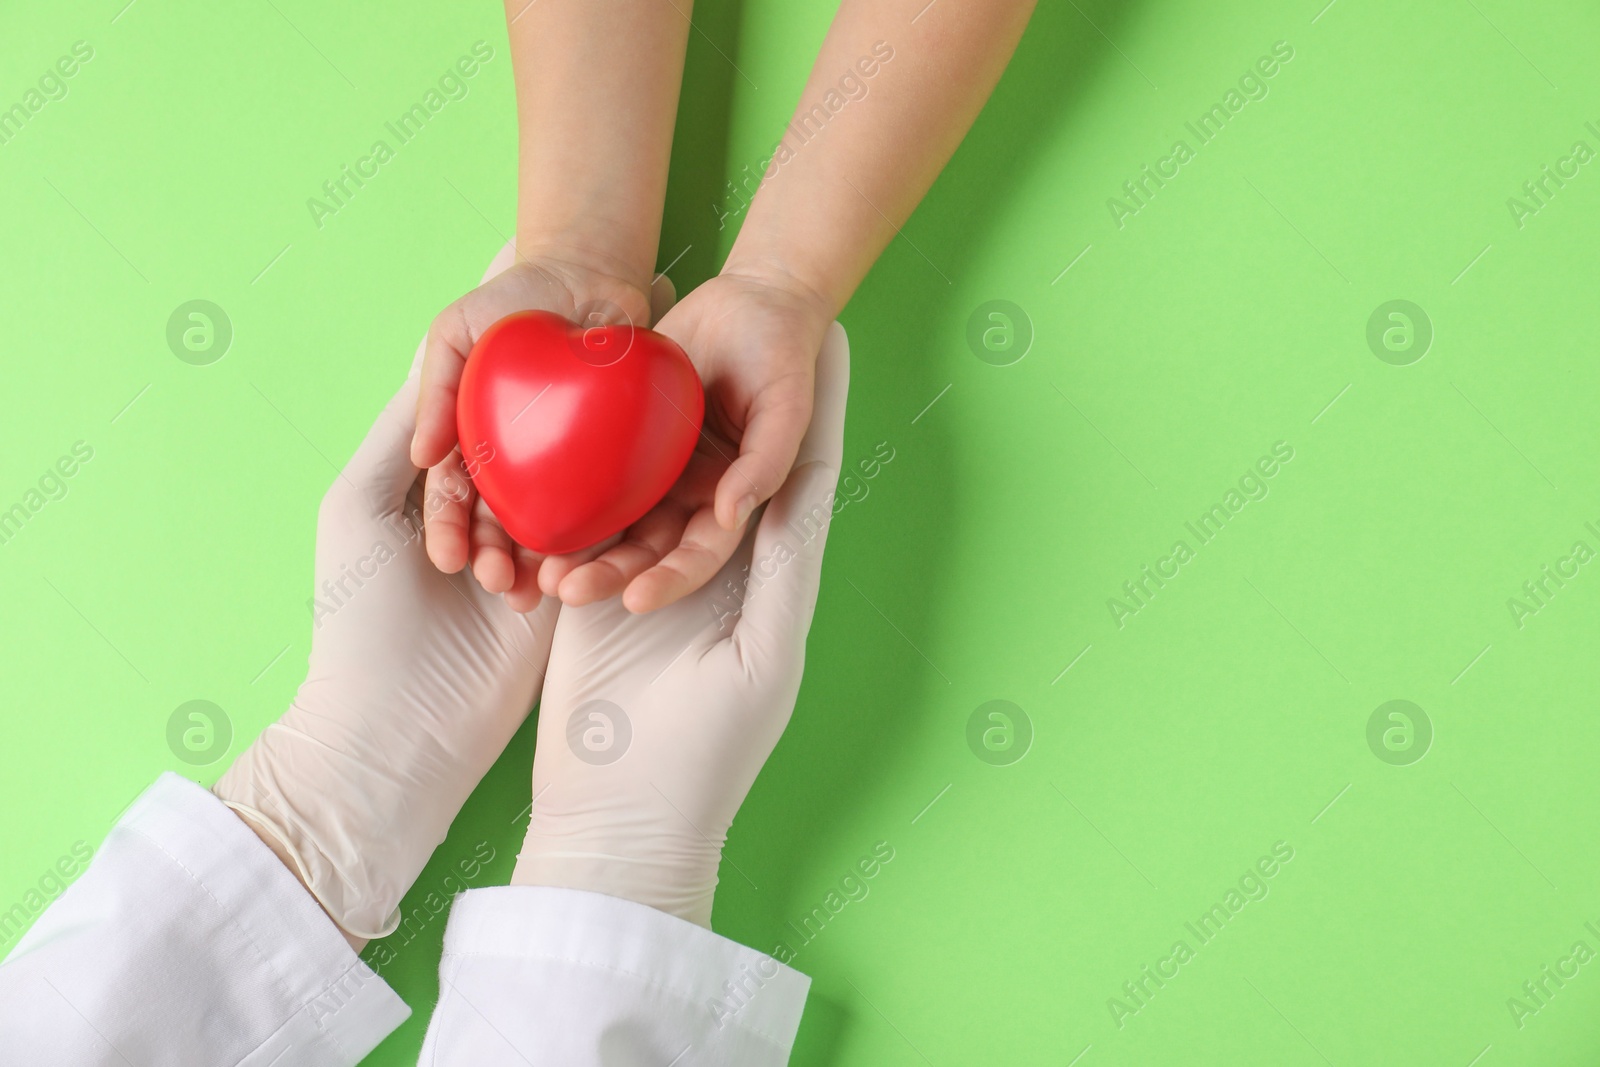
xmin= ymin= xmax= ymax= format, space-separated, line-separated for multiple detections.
xmin=456 ymin=309 xmax=704 ymax=555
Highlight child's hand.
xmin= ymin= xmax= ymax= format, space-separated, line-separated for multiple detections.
xmin=537 ymin=270 xmax=835 ymax=613
xmin=409 ymin=244 xmax=663 ymax=611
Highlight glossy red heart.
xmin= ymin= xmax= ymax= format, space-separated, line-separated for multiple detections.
xmin=456 ymin=310 xmax=703 ymax=555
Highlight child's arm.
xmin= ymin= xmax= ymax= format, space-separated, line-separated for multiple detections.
xmin=545 ymin=0 xmax=1038 ymax=612
xmin=411 ymin=0 xmax=692 ymax=597
xmin=504 ymin=0 xmax=689 ymax=291
xmin=726 ymin=0 xmax=1038 ymax=316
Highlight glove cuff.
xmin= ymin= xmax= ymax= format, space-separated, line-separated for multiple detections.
xmin=509 ymin=846 xmax=718 ymax=929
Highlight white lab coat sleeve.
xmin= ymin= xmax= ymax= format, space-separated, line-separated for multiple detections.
xmin=0 ymin=772 xmax=410 ymax=1066
xmin=419 ymin=885 xmax=810 ymax=1066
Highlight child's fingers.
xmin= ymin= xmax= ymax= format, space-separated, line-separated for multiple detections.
xmin=422 ymin=453 xmax=474 ymax=574
xmin=734 ymin=323 xmax=849 ymax=671
xmin=411 ymin=241 xmax=519 ymax=468
xmin=536 ymin=535 xmax=620 ymax=597
xmin=469 ymin=496 xmax=517 ymax=594
xmin=713 ymin=376 xmax=814 ymax=531
xmin=503 ymin=544 xmax=547 ymax=614
xmin=411 ymin=313 xmax=472 ymax=470
xmin=622 ymin=505 xmax=747 ymax=614
xmin=556 ymin=504 xmax=691 ymax=606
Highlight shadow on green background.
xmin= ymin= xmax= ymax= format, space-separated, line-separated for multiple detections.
xmin=659 ymin=0 xmax=747 ymax=291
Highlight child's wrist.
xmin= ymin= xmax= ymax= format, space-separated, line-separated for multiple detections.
xmin=510 ymin=233 xmax=657 ymax=323
xmin=513 ymin=227 xmax=657 ymax=300
xmin=721 ymin=243 xmax=841 ymax=324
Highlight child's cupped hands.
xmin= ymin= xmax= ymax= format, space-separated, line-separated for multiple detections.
xmin=409 ymin=243 xmax=670 ymax=613
xmin=413 ymin=251 xmax=836 ymax=616
xmin=536 ymin=269 xmax=836 ymax=614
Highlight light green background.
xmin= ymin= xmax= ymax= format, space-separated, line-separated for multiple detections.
xmin=4 ymin=0 xmax=1600 ymax=1063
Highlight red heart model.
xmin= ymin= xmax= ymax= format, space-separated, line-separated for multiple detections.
xmin=456 ymin=310 xmax=704 ymax=555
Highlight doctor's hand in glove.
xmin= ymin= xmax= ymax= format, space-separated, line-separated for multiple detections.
xmin=215 ymin=369 xmax=559 ymax=950
xmin=511 ymin=322 xmax=850 ymax=928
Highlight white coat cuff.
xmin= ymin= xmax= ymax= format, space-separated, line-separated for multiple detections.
xmin=130 ymin=773 xmax=412 ymax=1063
xmin=429 ymin=885 xmax=809 ymax=1065
xmin=2 ymin=772 xmax=410 ymax=1066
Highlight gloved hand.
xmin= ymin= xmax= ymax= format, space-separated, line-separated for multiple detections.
xmin=510 ymin=322 xmax=849 ymax=927
xmin=214 ymin=366 xmax=559 ymax=943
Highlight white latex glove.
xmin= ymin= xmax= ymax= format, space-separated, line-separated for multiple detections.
xmin=510 ymin=323 xmax=849 ymax=927
xmin=215 ymin=367 xmax=559 ymax=941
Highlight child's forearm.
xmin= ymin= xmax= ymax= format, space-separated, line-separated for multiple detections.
xmin=506 ymin=0 xmax=692 ymax=291
xmin=724 ymin=0 xmax=1036 ymax=316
